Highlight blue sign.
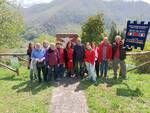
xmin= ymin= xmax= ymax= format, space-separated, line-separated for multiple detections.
xmin=125 ymin=21 xmax=150 ymax=50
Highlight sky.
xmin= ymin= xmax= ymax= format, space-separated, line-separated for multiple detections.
xmin=16 ymin=0 xmax=150 ymax=8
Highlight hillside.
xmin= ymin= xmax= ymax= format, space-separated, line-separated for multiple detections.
xmin=21 ymin=0 xmax=150 ymax=38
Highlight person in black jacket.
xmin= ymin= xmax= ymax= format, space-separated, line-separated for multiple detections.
xmin=112 ymin=35 xmax=132 ymax=79
xmin=27 ymin=42 xmax=34 ymax=69
xmin=73 ymin=37 xmax=85 ymax=79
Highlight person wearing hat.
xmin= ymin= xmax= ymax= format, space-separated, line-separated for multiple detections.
xmin=73 ymin=37 xmax=85 ymax=79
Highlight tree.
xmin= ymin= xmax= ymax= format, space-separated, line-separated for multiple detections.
xmin=0 ymin=0 xmax=24 ymax=48
xmin=81 ymin=13 xmax=104 ymax=45
xmin=109 ymin=21 xmax=118 ymax=44
xmin=35 ymin=34 xmax=55 ymax=43
xmin=109 ymin=21 xmax=125 ymax=44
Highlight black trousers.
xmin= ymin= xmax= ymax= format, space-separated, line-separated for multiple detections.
xmin=95 ymin=60 xmax=99 ymax=77
xmin=37 ymin=66 xmax=46 ymax=82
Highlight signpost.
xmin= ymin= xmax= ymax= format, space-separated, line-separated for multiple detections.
xmin=124 ymin=20 xmax=150 ymax=50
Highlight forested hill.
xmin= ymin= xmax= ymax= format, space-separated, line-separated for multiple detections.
xmin=21 ymin=0 xmax=150 ymax=36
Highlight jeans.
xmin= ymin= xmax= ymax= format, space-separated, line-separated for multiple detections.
xmin=100 ymin=60 xmax=108 ymax=77
xmin=85 ymin=62 xmax=97 ymax=82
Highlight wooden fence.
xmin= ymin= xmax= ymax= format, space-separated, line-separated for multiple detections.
xmin=0 ymin=51 xmax=150 ymax=75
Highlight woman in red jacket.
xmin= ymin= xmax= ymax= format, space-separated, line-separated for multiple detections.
xmin=65 ymin=41 xmax=75 ymax=78
xmin=56 ymin=41 xmax=65 ymax=79
xmin=98 ymin=37 xmax=112 ymax=78
xmin=85 ymin=42 xmax=97 ymax=83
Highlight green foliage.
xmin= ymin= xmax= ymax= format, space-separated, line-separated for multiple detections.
xmin=130 ymin=41 xmax=150 ymax=73
xmin=0 ymin=67 xmax=52 ymax=113
xmin=81 ymin=13 xmax=104 ymax=44
xmin=0 ymin=0 xmax=24 ymax=49
xmin=82 ymin=71 xmax=150 ymax=113
xmin=109 ymin=21 xmax=125 ymax=44
xmin=34 ymin=34 xmax=56 ymax=44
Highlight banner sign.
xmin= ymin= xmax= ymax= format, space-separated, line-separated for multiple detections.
xmin=125 ymin=20 xmax=150 ymax=50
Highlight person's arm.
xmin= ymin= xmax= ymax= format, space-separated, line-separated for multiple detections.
xmin=109 ymin=45 xmax=112 ymax=61
xmin=82 ymin=45 xmax=85 ymax=60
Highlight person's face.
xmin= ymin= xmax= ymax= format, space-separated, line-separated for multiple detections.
xmin=86 ymin=43 xmax=91 ymax=50
xmin=92 ymin=43 xmax=96 ymax=48
xmin=35 ymin=44 xmax=41 ymax=51
xmin=116 ymin=38 xmax=121 ymax=44
xmin=29 ymin=43 xmax=33 ymax=48
xmin=56 ymin=43 xmax=61 ymax=48
xmin=43 ymin=42 xmax=49 ymax=49
xmin=103 ymin=38 xmax=108 ymax=44
xmin=77 ymin=40 xmax=81 ymax=45
xmin=68 ymin=42 xmax=72 ymax=48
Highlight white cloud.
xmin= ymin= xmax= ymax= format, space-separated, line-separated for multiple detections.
xmin=18 ymin=0 xmax=53 ymax=7
xmin=16 ymin=0 xmax=150 ymax=8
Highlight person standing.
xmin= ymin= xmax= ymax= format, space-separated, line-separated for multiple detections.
xmin=65 ymin=41 xmax=74 ymax=78
xmin=85 ymin=42 xmax=97 ymax=83
xmin=91 ymin=42 xmax=99 ymax=77
xmin=43 ymin=40 xmax=50 ymax=81
xmin=98 ymin=37 xmax=112 ymax=78
xmin=27 ymin=42 xmax=34 ymax=69
xmin=47 ymin=43 xmax=59 ymax=82
xmin=56 ymin=41 xmax=65 ymax=79
xmin=73 ymin=37 xmax=85 ymax=79
xmin=31 ymin=43 xmax=46 ymax=83
xmin=112 ymin=35 xmax=132 ymax=79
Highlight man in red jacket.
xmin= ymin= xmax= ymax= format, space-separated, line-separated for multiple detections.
xmin=98 ymin=37 xmax=112 ymax=78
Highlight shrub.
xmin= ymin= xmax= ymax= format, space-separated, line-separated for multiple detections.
xmin=130 ymin=40 xmax=150 ymax=73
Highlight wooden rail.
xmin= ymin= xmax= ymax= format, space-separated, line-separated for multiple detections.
xmin=0 ymin=53 xmax=27 ymax=56
xmin=0 ymin=62 xmax=19 ymax=76
xmin=126 ymin=51 xmax=150 ymax=56
xmin=0 ymin=51 xmax=150 ymax=74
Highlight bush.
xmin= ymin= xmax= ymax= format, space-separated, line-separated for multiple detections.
xmin=130 ymin=40 xmax=150 ymax=73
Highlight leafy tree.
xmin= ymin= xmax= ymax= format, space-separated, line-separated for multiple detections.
xmin=109 ymin=21 xmax=118 ymax=44
xmin=109 ymin=21 xmax=125 ymax=44
xmin=34 ymin=34 xmax=55 ymax=43
xmin=81 ymin=13 xmax=104 ymax=45
xmin=0 ymin=0 xmax=24 ymax=48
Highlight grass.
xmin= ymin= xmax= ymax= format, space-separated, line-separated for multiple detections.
xmin=0 ymin=67 xmax=52 ymax=113
xmin=0 ymin=62 xmax=150 ymax=113
xmin=80 ymin=71 xmax=150 ymax=113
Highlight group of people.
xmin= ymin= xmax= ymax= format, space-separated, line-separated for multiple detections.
xmin=27 ymin=35 xmax=131 ymax=84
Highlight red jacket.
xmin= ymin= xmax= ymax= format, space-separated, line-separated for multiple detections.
xmin=85 ymin=49 xmax=95 ymax=65
xmin=57 ymin=48 xmax=64 ymax=64
xmin=67 ymin=48 xmax=74 ymax=70
xmin=67 ymin=48 xmax=74 ymax=61
xmin=48 ymin=49 xmax=58 ymax=66
xmin=98 ymin=42 xmax=112 ymax=63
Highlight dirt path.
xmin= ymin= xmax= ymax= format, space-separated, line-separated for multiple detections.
xmin=49 ymin=78 xmax=88 ymax=113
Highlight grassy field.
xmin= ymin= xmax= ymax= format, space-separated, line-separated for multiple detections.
xmin=0 ymin=67 xmax=52 ymax=113
xmin=0 ymin=65 xmax=150 ymax=113
xmin=80 ymin=71 xmax=150 ymax=113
